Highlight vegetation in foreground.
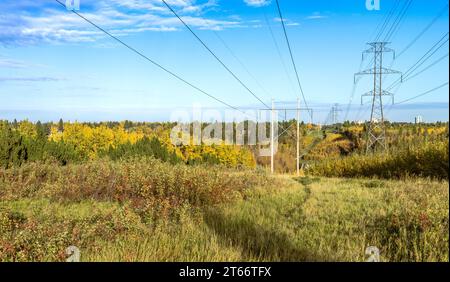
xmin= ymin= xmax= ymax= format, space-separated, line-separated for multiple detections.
xmin=1 ymin=159 xmax=448 ymax=262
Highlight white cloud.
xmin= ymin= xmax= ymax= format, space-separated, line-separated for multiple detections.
xmin=305 ymin=12 xmax=328 ymax=20
xmin=244 ymin=0 xmax=271 ymax=7
xmin=273 ymin=17 xmax=300 ymax=27
xmin=0 ymin=76 xmax=64 ymax=82
xmin=0 ymin=57 xmax=29 ymax=68
xmin=0 ymin=55 xmax=47 ymax=68
xmin=0 ymin=0 xmax=243 ymax=46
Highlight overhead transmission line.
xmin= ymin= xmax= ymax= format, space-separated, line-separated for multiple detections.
xmin=161 ymin=0 xmax=298 ymax=140
xmin=211 ymin=32 xmax=303 ymax=139
xmin=209 ymin=36 xmax=302 ymax=142
xmin=347 ymin=0 xmax=400 ymax=121
xmin=53 ymin=0 xmax=256 ymax=119
xmin=383 ymin=0 xmax=414 ymax=41
xmin=381 ymin=2 xmax=448 ymax=115
xmin=383 ymin=1 xmax=447 ymax=72
xmin=385 ymin=41 xmax=448 ymax=115
xmin=396 ymin=3 xmax=449 ymax=58
xmin=274 ymin=0 xmax=313 ymax=121
xmin=344 ymin=59 xmax=365 ymax=121
xmin=394 ymin=82 xmax=449 ymax=105
xmin=359 ymin=1 xmax=446 ymax=121
xmin=212 ymin=31 xmax=273 ymax=100
xmin=384 ymin=81 xmax=448 ymax=117
xmin=374 ymin=0 xmax=401 ymax=41
xmin=401 ymin=53 xmax=448 ymax=82
xmin=262 ymin=6 xmax=297 ymax=98
xmin=375 ymin=0 xmax=413 ymax=117
xmin=261 ymin=5 xmax=308 ymax=140
xmin=386 ymin=32 xmax=449 ymax=91
xmin=161 ymin=0 xmax=271 ymax=110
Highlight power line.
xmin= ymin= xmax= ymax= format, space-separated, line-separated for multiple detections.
xmin=374 ymin=0 xmax=412 ymax=122
xmin=355 ymin=42 xmax=402 ymax=152
xmin=161 ymin=0 xmax=271 ymax=109
xmin=381 ymin=3 xmax=448 ymax=116
xmin=401 ymin=53 xmax=449 ymax=83
xmin=344 ymin=76 xmax=361 ymax=121
xmin=349 ymin=57 xmax=376 ymax=122
xmin=382 ymin=2 xmax=447 ymax=86
xmin=212 ymin=31 xmax=273 ymax=100
xmin=344 ymin=58 xmax=365 ymax=121
xmin=387 ymin=32 xmax=449 ymax=90
xmin=346 ymin=0 xmax=399 ymax=122
xmin=262 ymin=6 xmax=297 ymax=98
xmin=53 ymin=0 xmax=253 ymax=118
xmin=274 ymin=0 xmax=313 ymax=120
xmin=355 ymin=101 xmax=372 ymax=122
xmin=396 ymin=3 xmax=449 ymax=58
xmin=384 ymin=0 xmax=414 ymax=42
xmin=374 ymin=0 xmax=401 ymax=41
xmin=162 ymin=0 xmax=299 ymax=134
xmin=395 ymin=82 xmax=448 ymax=104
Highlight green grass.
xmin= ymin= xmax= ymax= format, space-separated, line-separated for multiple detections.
xmin=1 ymin=161 xmax=447 ymax=262
xmin=207 ymin=177 xmax=448 ymax=261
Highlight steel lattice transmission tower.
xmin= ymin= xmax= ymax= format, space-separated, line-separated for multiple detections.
xmin=331 ymin=103 xmax=342 ymax=125
xmin=355 ymin=42 xmax=402 ymax=153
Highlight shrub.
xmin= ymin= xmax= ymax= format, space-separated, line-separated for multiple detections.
xmin=308 ymin=141 xmax=449 ymax=180
xmin=0 ymin=157 xmax=277 ymax=221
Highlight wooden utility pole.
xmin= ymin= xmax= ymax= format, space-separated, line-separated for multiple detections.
xmin=270 ymin=99 xmax=275 ymax=174
xmin=296 ymin=98 xmax=300 ymax=176
xmin=260 ymin=101 xmax=312 ymax=174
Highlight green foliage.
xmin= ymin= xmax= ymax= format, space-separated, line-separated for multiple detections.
xmin=57 ymin=118 xmax=64 ymax=132
xmin=0 ymin=119 xmax=447 ymax=177
xmin=293 ymin=176 xmax=321 ymax=186
xmin=0 ymin=120 xmax=255 ymax=169
xmin=0 ymin=122 xmax=81 ymax=168
xmin=0 ymin=126 xmax=28 ymax=169
xmin=309 ymin=141 xmax=449 ymax=180
xmin=104 ymin=137 xmax=182 ymax=165
xmin=25 ymin=138 xmax=81 ymax=165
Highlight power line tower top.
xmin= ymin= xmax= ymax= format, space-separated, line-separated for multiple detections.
xmin=355 ymin=42 xmax=402 ymax=154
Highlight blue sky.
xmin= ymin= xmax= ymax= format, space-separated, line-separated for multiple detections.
xmin=0 ymin=0 xmax=448 ymax=123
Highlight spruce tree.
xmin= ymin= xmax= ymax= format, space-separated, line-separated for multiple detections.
xmin=58 ymin=118 xmax=64 ymax=132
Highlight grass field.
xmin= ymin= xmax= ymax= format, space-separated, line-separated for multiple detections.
xmin=1 ymin=160 xmax=448 ymax=262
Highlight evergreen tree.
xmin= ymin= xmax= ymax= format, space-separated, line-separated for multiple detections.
xmin=36 ymin=121 xmax=46 ymax=139
xmin=124 ymin=120 xmax=133 ymax=130
xmin=58 ymin=118 xmax=64 ymax=132
xmin=0 ymin=126 xmax=28 ymax=169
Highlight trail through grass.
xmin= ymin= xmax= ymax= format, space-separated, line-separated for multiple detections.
xmin=1 ymin=165 xmax=448 ymax=262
